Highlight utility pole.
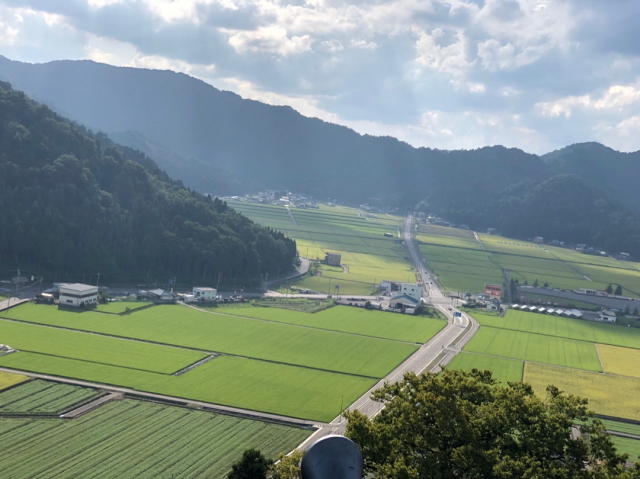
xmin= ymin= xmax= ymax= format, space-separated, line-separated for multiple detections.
xmin=97 ymin=273 xmax=100 ymax=290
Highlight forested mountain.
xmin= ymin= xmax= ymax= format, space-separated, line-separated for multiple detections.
xmin=0 ymin=81 xmax=296 ymax=285
xmin=543 ymin=143 xmax=640 ymax=213
xmin=0 ymin=56 xmax=638 ymax=255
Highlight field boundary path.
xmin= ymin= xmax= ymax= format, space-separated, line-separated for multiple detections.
xmin=0 ymin=298 xmax=29 ymax=312
xmin=298 ymin=215 xmax=480 ymax=450
xmin=60 ymin=392 xmax=123 ymax=418
xmin=0 ymin=366 xmax=319 ymax=428
xmin=474 ymin=232 xmax=487 ymax=250
xmin=285 ymin=205 xmax=298 ymax=225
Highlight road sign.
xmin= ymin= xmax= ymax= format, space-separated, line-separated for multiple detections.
xmin=454 ymin=312 xmax=462 ymax=317
xmin=335 ymin=285 xmax=340 ymax=289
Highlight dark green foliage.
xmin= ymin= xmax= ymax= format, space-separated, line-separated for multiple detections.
xmin=543 ymin=142 xmax=640 ymax=214
xmin=0 ymin=82 xmax=295 ymax=284
xmin=615 ymin=284 xmax=623 ymax=296
xmin=607 ymin=284 xmax=614 ymax=294
xmin=345 ymin=369 xmax=636 ymax=478
xmin=228 ymin=449 xmax=273 ymax=479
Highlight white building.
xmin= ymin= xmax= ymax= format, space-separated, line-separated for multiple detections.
xmin=389 ymin=294 xmax=420 ymax=310
xmin=598 ymin=310 xmax=617 ymax=322
xmin=193 ymin=287 xmax=217 ymax=301
xmin=401 ymin=283 xmax=422 ymax=302
xmin=59 ymin=283 xmax=98 ymax=308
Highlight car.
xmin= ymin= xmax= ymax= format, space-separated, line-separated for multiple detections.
xmin=448 ymin=307 xmax=452 ymax=311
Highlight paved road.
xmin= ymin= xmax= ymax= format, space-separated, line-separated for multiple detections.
xmin=298 ymin=215 xmax=479 ymax=449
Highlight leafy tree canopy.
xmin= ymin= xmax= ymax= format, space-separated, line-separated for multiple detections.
xmin=228 ymin=449 xmax=273 ymax=479
xmin=345 ymin=369 xmax=639 ymax=478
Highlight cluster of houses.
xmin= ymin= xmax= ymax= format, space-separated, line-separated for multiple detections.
xmin=138 ymin=286 xmax=218 ymax=304
xmin=50 ymin=283 xmax=219 ymax=308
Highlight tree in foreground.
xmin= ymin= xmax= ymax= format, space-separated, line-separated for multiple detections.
xmin=615 ymin=284 xmax=623 ymax=296
xmin=228 ymin=449 xmax=273 ymax=479
xmin=267 ymin=450 xmax=304 ymax=479
xmin=345 ymin=369 xmax=639 ymax=478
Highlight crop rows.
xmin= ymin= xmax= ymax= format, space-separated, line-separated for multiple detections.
xmin=0 ymin=380 xmax=101 ymax=414
xmin=0 ymin=399 xmax=311 ymax=478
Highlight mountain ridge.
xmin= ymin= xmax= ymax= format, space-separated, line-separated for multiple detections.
xmin=0 ymin=55 xmax=638 ymax=255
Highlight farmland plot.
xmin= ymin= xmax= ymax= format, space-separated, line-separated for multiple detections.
xmin=0 ymin=317 xmax=208 ymax=374
xmin=0 ymin=380 xmax=102 ymax=414
xmin=0 ymin=399 xmax=311 ymax=478
xmin=0 ymin=352 xmax=374 ymax=421
xmin=524 ymin=363 xmax=640 ymax=421
xmin=216 ymin=305 xmax=446 ymax=343
xmin=0 ymin=371 xmax=28 ymax=391
xmin=463 ymin=327 xmax=602 ymax=371
xmin=446 ymin=352 xmax=524 ymax=384
xmin=473 ymin=310 xmax=640 ymax=350
xmin=5 ymin=304 xmax=417 ymax=378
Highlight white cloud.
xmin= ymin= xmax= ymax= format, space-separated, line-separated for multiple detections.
xmin=414 ymin=28 xmax=471 ymax=78
xmin=224 ymin=26 xmax=313 ymax=56
xmin=0 ymin=0 xmax=639 ymax=152
xmin=536 ymin=82 xmax=640 ymax=117
xmin=615 ymin=116 xmax=640 ymax=135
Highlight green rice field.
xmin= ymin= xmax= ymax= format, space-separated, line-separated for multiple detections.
xmin=0 ymin=302 xmax=443 ymax=421
xmin=210 ymin=305 xmax=446 ymax=343
xmin=600 ymin=419 xmax=640 ymax=437
xmin=612 ymin=436 xmax=640 ymax=461
xmin=415 ymin=224 xmax=640 ymax=295
xmin=462 ymin=327 xmax=602 ymax=371
xmin=446 ymin=352 xmax=524 ymax=384
xmin=473 ymin=310 xmax=640 ymax=350
xmin=2 ymin=304 xmax=416 ymax=378
xmin=229 ymin=202 xmax=412 ymax=294
xmin=0 ymin=352 xmax=374 ymax=422
xmin=0 ymin=398 xmax=311 ymax=478
xmin=0 ymin=380 xmax=102 ymax=414
xmin=0 ymin=317 xmax=208 ymax=374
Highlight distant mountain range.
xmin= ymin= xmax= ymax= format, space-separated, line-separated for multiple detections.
xmin=0 ymin=55 xmax=638 ymax=255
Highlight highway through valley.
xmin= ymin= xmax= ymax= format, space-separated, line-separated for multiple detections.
xmin=299 ymin=215 xmax=479 ymax=448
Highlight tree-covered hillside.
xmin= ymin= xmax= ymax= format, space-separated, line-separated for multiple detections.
xmin=0 ymin=56 xmax=638 ymax=256
xmin=0 ymin=81 xmax=296 ymax=285
xmin=543 ymin=142 xmax=640 ymax=213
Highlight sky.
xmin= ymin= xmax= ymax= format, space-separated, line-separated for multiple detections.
xmin=0 ymin=0 xmax=639 ymax=154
